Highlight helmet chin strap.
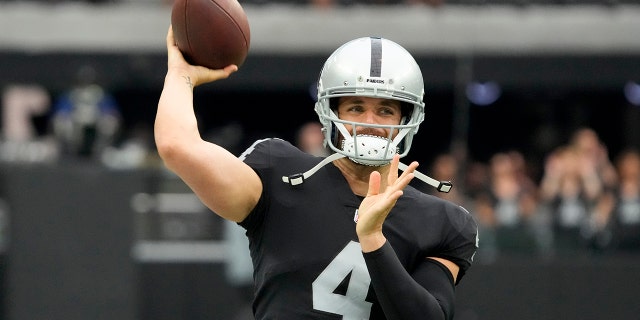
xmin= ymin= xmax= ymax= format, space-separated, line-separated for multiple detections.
xmin=281 ymin=151 xmax=452 ymax=193
xmin=281 ymin=152 xmax=345 ymax=186
xmin=397 ymin=163 xmax=453 ymax=193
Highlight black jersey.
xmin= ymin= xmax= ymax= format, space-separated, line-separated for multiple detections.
xmin=239 ymin=138 xmax=478 ymax=320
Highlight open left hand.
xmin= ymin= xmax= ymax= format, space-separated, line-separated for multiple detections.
xmin=356 ymin=155 xmax=418 ymax=251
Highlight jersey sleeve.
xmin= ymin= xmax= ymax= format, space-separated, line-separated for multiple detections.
xmin=440 ymin=203 xmax=479 ymax=283
xmin=237 ymin=138 xmax=317 ymax=233
xmin=237 ymin=138 xmax=279 ymax=233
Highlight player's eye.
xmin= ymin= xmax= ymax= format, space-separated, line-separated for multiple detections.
xmin=379 ymin=107 xmax=396 ymax=115
xmin=345 ymin=105 xmax=364 ymax=113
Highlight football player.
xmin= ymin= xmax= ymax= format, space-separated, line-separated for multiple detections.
xmin=156 ymin=25 xmax=478 ymax=320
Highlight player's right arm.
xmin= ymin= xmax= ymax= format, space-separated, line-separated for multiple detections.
xmin=154 ymin=25 xmax=262 ymax=223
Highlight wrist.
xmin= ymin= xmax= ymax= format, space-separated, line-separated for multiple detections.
xmin=166 ymin=67 xmax=194 ymax=82
xmin=358 ymin=233 xmax=386 ymax=253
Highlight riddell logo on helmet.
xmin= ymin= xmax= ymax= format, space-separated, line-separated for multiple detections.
xmin=366 ymin=78 xmax=385 ymax=84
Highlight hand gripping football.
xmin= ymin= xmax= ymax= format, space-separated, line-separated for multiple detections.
xmin=171 ymin=0 xmax=251 ymax=69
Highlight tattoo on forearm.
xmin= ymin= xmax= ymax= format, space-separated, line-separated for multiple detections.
xmin=182 ymin=76 xmax=193 ymax=90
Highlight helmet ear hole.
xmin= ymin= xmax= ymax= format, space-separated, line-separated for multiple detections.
xmin=330 ymin=123 xmax=340 ymax=147
xmin=328 ymin=98 xmax=340 ymax=147
xmin=400 ymin=102 xmax=413 ymax=124
xmin=329 ymin=97 xmax=339 ymax=112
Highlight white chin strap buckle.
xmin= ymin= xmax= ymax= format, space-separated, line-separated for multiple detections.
xmin=341 ymin=135 xmax=397 ymax=166
xmin=397 ymin=163 xmax=453 ymax=193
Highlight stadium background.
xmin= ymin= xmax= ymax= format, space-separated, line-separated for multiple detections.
xmin=1 ymin=1 xmax=640 ymax=319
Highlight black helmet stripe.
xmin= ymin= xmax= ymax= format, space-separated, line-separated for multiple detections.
xmin=370 ymin=37 xmax=382 ymax=77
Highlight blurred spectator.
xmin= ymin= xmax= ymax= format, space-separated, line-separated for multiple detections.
xmin=2 ymin=84 xmax=49 ymax=142
xmin=295 ymin=121 xmax=329 ymax=157
xmin=464 ymin=159 xmax=490 ymax=199
xmin=601 ymin=148 xmax=640 ymax=253
xmin=538 ymin=127 xmax=616 ymax=256
xmin=1 ymin=83 xmax=58 ymax=163
xmin=52 ymin=65 xmax=121 ymax=160
xmin=486 ymin=151 xmax=545 ymax=256
xmin=454 ymin=151 xmax=549 ymax=262
xmin=427 ymin=152 xmax=469 ymax=205
xmin=539 ymin=146 xmax=592 ymax=255
xmin=100 ymin=123 xmax=157 ymax=169
xmin=460 ymin=160 xmax=499 ymax=263
xmin=570 ymin=127 xmax=617 ymax=192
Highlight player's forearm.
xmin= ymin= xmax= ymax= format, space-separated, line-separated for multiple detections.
xmin=363 ymin=241 xmax=447 ymax=320
xmin=155 ymin=71 xmax=202 ymax=161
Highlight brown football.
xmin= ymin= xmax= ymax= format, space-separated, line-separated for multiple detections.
xmin=171 ymin=0 xmax=250 ymax=69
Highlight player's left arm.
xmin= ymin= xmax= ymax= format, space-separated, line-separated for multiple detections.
xmin=364 ymin=242 xmax=459 ymax=320
xmin=357 ymin=155 xmax=473 ymax=319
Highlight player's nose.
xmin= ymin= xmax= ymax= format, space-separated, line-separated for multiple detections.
xmin=360 ymin=109 xmax=378 ymax=124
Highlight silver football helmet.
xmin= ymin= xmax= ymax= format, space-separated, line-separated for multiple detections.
xmin=315 ymin=36 xmax=425 ymax=166
xmin=283 ymin=37 xmax=451 ymax=193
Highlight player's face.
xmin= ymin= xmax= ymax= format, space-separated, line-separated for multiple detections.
xmin=336 ymin=96 xmax=403 ymax=139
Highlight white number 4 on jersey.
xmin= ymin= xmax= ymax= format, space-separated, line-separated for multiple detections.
xmin=312 ymin=241 xmax=372 ymax=319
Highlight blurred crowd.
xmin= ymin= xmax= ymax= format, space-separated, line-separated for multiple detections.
xmin=0 ymin=66 xmax=156 ymax=169
xmin=424 ymin=128 xmax=640 ymax=263
xmin=1 ymin=73 xmax=639 ymax=262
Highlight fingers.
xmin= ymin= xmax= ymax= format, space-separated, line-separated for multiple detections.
xmin=166 ymin=25 xmax=185 ymax=68
xmin=166 ymin=24 xmax=174 ymax=47
xmin=195 ymin=64 xmax=238 ymax=85
xmin=388 ymin=154 xmax=400 ymax=182
xmin=367 ymin=171 xmax=382 ymax=197
xmin=166 ymin=25 xmax=181 ymax=57
xmin=389 ymin=155 xmax=417 ymax=191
